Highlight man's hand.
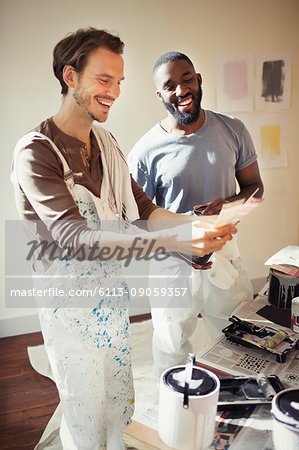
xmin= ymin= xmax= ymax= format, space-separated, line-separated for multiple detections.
xmin=191 ymin=220 xmax=236 ymax=254
xmin=160 ymin=220 xmax=237 ymax=257
xmin=192 ymin=261 xmax=213 ymax=270
xmin=194 ymin=198 xmax=226 ymax=216
xmin=147 ymin=205 xmax=237 ymax=260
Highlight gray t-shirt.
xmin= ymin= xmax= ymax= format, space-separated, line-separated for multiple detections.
xmin=127 ymin=110 xmax=257 ymax=214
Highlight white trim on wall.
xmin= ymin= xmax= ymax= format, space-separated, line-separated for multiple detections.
xmin=0 ymin=314 xmax=41 ymax=338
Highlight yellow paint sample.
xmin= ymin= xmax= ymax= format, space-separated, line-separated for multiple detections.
xmin=260 ymin=125 xmax=281 ymax=159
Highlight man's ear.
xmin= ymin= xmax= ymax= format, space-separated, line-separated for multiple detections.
xmin=156 ymin=90 xmax=162 ymax=102
xmin=196 ymin=73 xmax=202 ymax=86
xmin=63 ymin=65 xmax=77 ymax=90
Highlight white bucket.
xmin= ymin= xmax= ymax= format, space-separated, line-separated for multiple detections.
xmin=158 ymin=365 xmax=220 ymax=450
xmin=271 ymin=388 xmax=299 ymax=450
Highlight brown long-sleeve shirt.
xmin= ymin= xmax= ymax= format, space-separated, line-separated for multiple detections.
xmin=12 ymin=118 xmax=158 ymax=270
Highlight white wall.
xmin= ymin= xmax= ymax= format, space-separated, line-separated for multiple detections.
xmin=1 ymin=0 xmax=298 ymax=336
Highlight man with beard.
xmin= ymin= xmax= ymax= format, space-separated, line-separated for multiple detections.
xmin=11 ymin=36 xmax=236 ymax=449
xmin=127 ymin=51 xmax=264 ymax=376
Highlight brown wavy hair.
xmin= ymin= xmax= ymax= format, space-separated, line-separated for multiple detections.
xmin=53 ymin=27 xmax=124 ymax=95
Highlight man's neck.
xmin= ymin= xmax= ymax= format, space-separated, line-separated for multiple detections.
xmin=161 ymin=108 xmax=205 ymax=136
xmin=53 ymin=97 xmax=93 ymax=154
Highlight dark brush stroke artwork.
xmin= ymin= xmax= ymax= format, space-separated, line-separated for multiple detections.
xmin=261 ymin=60 xmax=285 ymax=103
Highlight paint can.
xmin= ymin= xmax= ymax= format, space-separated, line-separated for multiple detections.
xmin=271 ymin=388 xmax=299 ymax=450
xmin=158 ymin=365 xmax=220 ymax=450
xmin=291 ymin=297 xmax=299 ymax=333
xmin=268 ymin=268 xmax=299 ymax=309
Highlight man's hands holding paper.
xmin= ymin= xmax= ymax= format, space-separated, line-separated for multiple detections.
xmin=147 ymin=205 xmax=238 ymax=269
xmin=188 ymin=220 xmax=237 ymax=255
xmin=189 ymin=220 xmax=236 ymax=270
xmin=155 ymin=219 xmax=237 ymax=264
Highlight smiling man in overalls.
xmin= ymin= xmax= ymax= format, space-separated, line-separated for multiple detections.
xmin=11 ymin=28 xmax=237 ymax=449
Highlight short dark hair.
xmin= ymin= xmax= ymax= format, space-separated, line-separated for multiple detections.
xmin=53 ymin=27 xmax=124 ymax=95
xmin=152 ymin=51 xmax=194 ymax=77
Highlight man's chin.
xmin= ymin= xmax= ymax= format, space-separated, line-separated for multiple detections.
xmin=90 ymin=113 xmax=109 ymax=123
xmin=162 ymin=98 xmax=200 ymax=125
xmin=176 ymin=112 xmax=199 ymax=125
xmin=172 ymin=105 xmax=200 ymax=125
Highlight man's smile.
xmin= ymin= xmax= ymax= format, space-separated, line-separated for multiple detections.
xmin=177 ymin=95 xmax=193 ymax=107
xmin=96 ymin=97 xmax=114 ymax=109
xmin=176 ymin=95 xmax=193 ymax=113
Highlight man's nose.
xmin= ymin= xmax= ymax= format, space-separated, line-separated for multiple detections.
xmin=107 ymin=82 xmax=121 ymax=99
xmin=175 ymin=83 xmax=188 ymax=97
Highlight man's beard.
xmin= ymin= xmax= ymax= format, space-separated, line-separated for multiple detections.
xmin=73 ymin=88 xmax=99 ymax=122
xmin=162 ymin=84 xmax=202 ymax=125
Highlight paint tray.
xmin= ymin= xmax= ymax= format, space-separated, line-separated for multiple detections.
xmin=222 ymin=315 xmax=298 ymax=363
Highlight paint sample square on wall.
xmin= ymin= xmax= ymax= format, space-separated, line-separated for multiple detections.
xmin=254 ymin=113 xmax=287 ymax=169
xmin=216 ymin=53 xmax=253 ymax=112
xmin=255 ymin=53 xmax=291 ymax=110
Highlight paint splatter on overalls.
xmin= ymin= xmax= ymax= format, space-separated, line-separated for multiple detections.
xmin=36 ymin=136 xmax=134 ymax=450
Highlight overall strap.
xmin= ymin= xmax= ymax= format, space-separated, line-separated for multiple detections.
xmin=36 ymin=133 xmax=74 ymax=187
xmin=18 ymin=132 xmax=74 ymax=187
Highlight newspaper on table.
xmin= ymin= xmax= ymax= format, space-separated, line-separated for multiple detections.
xmin=197 ymin=289 xmax=299 ymax=389
xmin=133 ymin=401 xmax=274 ymax=449
xmin=131 ymin=285 xmax=296 ymax=449
xmin=264 ymin=245 xmax=299 ymax=268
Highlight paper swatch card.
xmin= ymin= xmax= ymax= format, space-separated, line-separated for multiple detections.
xmin=214 ymin=190 xmax=262 ymax=227
xmin=214 ymin=199 xmax=245 ymax=227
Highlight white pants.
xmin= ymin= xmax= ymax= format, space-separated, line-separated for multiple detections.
xmin=38 ymin=307 xmax=134 ymax=450
xmin=149 ymin=250 xmax=253 ymax=377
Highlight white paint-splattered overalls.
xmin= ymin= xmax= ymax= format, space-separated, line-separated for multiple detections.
xmin=36 ymin=136 xmax=134 ymax=450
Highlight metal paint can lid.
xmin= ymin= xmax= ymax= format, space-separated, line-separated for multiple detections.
xmin=271 ymin=388 xmax=299 ymax=430
xmin=164 ymin=367 xmax=216 ymax=396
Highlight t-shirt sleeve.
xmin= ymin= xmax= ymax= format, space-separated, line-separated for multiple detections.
xmin=130 ymin=175 xmax=159 ymax=220
xmin=236 ymin=123 xmax=257 ymax=171
xmin=127 ymin=151 xmax=157 ymax=201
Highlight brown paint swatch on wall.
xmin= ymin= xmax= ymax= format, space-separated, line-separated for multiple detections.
xmin=262 ymin=60 xmax=285 ymax=103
